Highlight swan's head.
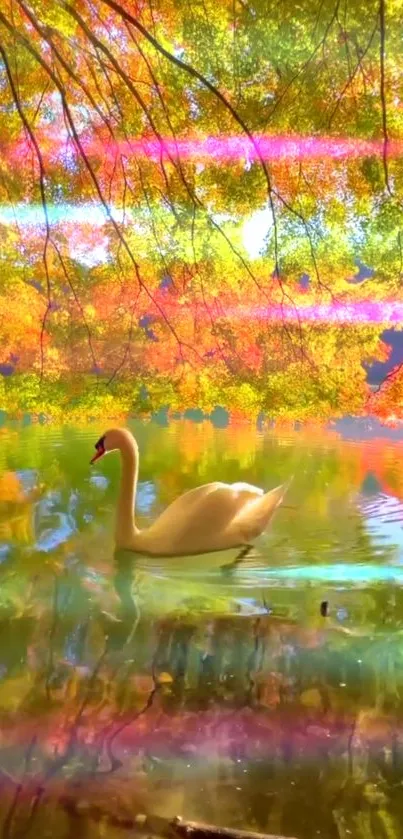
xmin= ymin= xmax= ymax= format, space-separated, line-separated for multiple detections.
xmin=89 ymin=428 xmax=133 ymax=465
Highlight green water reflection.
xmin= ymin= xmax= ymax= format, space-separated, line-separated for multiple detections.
xmin=1 ymin=418 xmax=403 ymax=838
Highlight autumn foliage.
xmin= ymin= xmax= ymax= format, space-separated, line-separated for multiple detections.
xmin=0 ymin=0 xmax=403 ymax=421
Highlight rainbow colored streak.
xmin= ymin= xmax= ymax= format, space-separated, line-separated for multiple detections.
xmin=3 ymin=702 xmax=396 ymax=772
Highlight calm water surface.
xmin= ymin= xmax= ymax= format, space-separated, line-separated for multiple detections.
xmin=1 ymin=417 xmax=403 ymax=838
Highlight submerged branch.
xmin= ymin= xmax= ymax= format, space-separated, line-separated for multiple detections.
xmin=59 ymin=800 xmax=298 ymax=839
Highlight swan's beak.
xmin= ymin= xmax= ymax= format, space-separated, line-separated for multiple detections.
xmin=90 ymin=448 xmax=105 ymax=465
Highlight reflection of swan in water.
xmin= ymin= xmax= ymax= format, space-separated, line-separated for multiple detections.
xmin=90 ymin=428 xmax=291 ymax=559
xmin=99 ymin=550 xmax=144 ymax=653
xmin=113 ymin=550 xmax=140 ymax=621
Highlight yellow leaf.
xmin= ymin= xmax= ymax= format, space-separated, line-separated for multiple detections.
xmin=157 ymin=672 xmax=173 ymax=684
xmin=300 ymin=688 xmax=323 ymax=711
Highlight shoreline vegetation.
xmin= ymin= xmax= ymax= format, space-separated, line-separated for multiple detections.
xmin=0 ymin=375 xmax=399 ymax=428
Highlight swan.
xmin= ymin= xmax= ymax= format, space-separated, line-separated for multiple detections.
xmin=90 ymin=428 xmax=291 ymax=558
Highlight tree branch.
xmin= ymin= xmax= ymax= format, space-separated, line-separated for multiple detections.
xmin=96 ymin=0 xmax=281 ymax=274
xmin=0 ymin=41 xmax=52 ymax=380
xmin=379 ymin=0 xmax=391 ymax=195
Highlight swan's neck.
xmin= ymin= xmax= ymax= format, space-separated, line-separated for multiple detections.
xmin=115 ymin=436 xmax=140 ymax=548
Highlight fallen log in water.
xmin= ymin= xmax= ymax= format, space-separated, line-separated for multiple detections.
xmin=168 ymin=816 xmax=297 ymax=839
xmin=60 ymin=796 xmax=297 ymax=839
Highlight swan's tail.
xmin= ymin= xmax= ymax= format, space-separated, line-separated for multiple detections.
xmin=232 ymin=476 xmax=293 ymax=545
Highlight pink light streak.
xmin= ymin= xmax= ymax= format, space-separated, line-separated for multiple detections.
xmin=240 ymin=300 xmax=403 ymax=325
xmin=1 ymin=703 xmax=396 ymax=769
xmin=106 ymin=134 xmax=403 ymax=162
xmin=159 ymin=298 xmax=403 ymax=326
xmin=7 ymin=131 xmax=403 ymax=164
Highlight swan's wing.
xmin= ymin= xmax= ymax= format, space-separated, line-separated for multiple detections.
xmin=230 ymin=481 xmax=290 ymax=542
xmin=142 ymin=481 xmax=265 ymax=555
xmin=229 ymin=481 xmax=264 ymax=496
xmin=151 ymin=481 xmax=263 ymax=528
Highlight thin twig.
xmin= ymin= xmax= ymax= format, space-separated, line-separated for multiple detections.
xmin=0 ymin=42 xmax=52 ymax=380
xmin=379 ymin=0 xmax=392 ymax=195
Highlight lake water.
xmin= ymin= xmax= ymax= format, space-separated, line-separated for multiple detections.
xmin=1 ymin=417 xmax=403 ymax=838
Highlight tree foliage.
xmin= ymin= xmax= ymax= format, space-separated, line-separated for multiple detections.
xmin=0 ymin=0 xmax=403 ymax=419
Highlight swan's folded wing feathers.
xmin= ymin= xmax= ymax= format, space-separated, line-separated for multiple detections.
xmin=230 ymin=482 xmax=289 ymax=543
xmin=229 ymin=481 xmax=264 ymax=496
xmin=143 ymin=482 xmax=264 ymax=555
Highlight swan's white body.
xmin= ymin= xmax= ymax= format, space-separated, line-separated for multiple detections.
xmin=91 ymin=428 xmax=290 ymax=557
